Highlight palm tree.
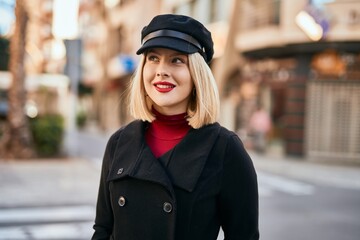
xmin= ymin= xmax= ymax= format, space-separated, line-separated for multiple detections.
xmin=0 ymin=0 xmax=35 ymax=159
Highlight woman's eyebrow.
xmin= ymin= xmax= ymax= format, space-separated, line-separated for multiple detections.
xmin=147 ymin=50 xmax=158 ymax=54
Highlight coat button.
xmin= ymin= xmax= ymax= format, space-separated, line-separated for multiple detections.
xmin=163 ymin=202 xmax=172 ymax=213
xmin=118 ymin=196 xmax=126 ymax=207
xmin=117 ymin=168 xmax=124 ymax=175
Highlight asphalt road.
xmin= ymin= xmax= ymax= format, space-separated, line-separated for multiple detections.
xmin=258 ymin=173 xmax=360 ymax=240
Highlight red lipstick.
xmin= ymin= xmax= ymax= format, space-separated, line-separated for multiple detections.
xmin=154 ymin=81 xmax=175 ymax=93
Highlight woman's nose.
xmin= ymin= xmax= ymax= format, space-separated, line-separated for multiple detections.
xmin=156 ymin=72 xmax=169 ymax=77
xmin=155 ymin=60 xmax=170 ymax=77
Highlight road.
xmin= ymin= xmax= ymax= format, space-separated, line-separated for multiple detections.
xmin=0 ymin=129 xmax=359 ymax=240
xmin=258 ymin=173 xmax=360 ymax=240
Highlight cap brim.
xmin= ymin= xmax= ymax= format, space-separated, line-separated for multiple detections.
xmin=136 ymin=37 xmax=199 ymax=55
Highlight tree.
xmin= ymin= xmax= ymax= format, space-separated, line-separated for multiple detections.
xmin=0 ymin=0 xmax=35 ymax=159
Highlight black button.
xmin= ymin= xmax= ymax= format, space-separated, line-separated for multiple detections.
xmin=118 ymin=196 xmax=126 ymax=207
xmin=163 ymin=202 xmax=172 ymax=213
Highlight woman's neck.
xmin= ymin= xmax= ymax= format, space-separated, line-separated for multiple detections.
xmin=149 ymin=108 xmax=190 ymax=139
xmin=145 ymin=108 xmax=191 ymax=158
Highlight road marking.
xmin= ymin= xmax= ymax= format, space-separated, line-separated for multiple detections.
xmin=0 ymin=222 xmax=93 ymax=240
xmin=0 ymin=205 xmax=95 ymax=224
xmin=0 ymin=205 xmax=95 ymax=240
xmin=258 ymin=171 xmax=315 ymax=196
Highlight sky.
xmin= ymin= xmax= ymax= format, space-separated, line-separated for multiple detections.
xmin=0 ymin=0 xmax=15 ymax=36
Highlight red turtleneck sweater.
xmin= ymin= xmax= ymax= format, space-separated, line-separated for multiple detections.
xmin=145 ymin=109 xmax=191 ymax=158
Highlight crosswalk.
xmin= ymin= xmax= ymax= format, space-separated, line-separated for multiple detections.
xmin=0 ymin=222 xmax=93 ymax=240
xmin=0 ymin=206 xmax=95 ymax=225
xmin=0 ymin=206 xmax=95 ymax=240
xmin=0 ymin=172 xmax=315 ymax=240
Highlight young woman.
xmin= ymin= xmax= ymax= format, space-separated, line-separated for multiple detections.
xmin=92 ymin=14 xmax=259 ymax=240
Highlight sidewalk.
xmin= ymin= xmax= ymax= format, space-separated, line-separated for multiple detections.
xmin=0 ymin=158 xmax=100 ymax=208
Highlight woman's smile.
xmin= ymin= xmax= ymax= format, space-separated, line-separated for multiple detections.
xmin=154 ymin=81 xmax=176 ymax=92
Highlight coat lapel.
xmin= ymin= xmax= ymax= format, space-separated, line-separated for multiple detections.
xmin=161 ymin=123 xmax=221 ymax=192
xmin=107 ymin=121 xmax=174 ymax=194
xmin=107 ymin=120 xmax=221 ymax=194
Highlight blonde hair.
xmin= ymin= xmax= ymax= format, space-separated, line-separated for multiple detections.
xmin=128 ymin=52 xmax=220 ymax=129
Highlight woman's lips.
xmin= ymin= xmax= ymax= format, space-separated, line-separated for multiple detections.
xmin=154 ymin=82 xmax=175 ymax=93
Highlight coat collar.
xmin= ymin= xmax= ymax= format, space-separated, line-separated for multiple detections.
xmin=107 ymin=120 xmax=221 ymax=193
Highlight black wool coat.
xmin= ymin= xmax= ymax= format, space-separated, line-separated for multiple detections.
xmin=92 ymin=120 xmax=259 ymax=240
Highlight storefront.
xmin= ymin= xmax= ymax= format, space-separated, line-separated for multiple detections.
xmin=233 ymin=57 xmax=298 ymax=156
xmin=306 ymin=50 xmax=360 ymax=163
xmin=236 ymin=43 xmax=360 ymax=162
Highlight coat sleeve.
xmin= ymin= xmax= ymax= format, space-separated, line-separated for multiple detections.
xmin=219 ymin=134 xmax=259 ymax=240
xmin=92 ymin=132 xmax=118 ymax=240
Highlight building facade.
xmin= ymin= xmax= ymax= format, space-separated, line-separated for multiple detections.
xmin=18 ymin=0 xmax=355 ymax=163
xmin=233 ymin=0 xmax=360 ymax=163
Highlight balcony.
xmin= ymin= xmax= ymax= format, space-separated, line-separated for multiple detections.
xmin=235 ymin=0 xmax=360 ymax=56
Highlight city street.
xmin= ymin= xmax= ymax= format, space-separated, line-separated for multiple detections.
xmin=1 ymin=0 xmax=359 ymax=239
xmin=0 ymin=129 xmax=359 ymax=240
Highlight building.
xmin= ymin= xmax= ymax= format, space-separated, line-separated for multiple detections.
xmin=15 ymin=0 xmax=357 ymax=163
xmin=231 ymin=0 xmax=360 ymax=163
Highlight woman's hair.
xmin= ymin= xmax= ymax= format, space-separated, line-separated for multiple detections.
xmin=128 ymin=52 xmax=220 ymax=129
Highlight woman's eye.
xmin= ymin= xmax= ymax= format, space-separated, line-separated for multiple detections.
xmin=172 ymin=57 xmax=186 ymax=64
xmin=147 ymin=55 xmax=159 ymax=62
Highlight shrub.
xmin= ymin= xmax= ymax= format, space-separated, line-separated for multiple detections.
xmin=30 ymin=114 xmax=64 ymax=157
xmin=76 ymin=111 xmax=87 ymax=129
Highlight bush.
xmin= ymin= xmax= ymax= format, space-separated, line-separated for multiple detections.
xmin=30 ymin=114 xmax=64 ymax=157
xmin=76 ymin=111 xmax=87 ymax=129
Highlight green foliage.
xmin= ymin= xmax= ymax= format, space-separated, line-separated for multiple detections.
xmin=76 ymin=111 xmax=87 ymax=129
xmin=30 ymin=114 xmax=64 ymax=157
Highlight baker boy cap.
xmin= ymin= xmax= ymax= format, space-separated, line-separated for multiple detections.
xmin=136 ymin=14 xmax=214 ymax=63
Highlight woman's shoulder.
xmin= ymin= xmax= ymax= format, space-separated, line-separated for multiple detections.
xmin=208 ymin=122 xmax=239 ymax=139
xmin=109 ymin=120 xmax=144 ymax=137
xmin=102 ymin=120 xmax=145 ymax=166
xmin=105 ymin=120 xmax=145 ymax=149
xmin=214 ymin=123 xmax=249 ymax=155
xmin=200 ymin=122 xmax=242 ymax=147
xmin=198 ymin=122 xmax=239 ymax=139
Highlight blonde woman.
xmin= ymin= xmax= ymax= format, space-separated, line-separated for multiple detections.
xmin=93 ymin=14 xmax=259 ymax=240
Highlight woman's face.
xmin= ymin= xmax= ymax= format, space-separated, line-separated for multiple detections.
xmin=143 ymin=48 xmax=194 ymax=115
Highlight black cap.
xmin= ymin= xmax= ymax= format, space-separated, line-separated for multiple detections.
xmin=136 ymin=14 xmax=214 ymax=63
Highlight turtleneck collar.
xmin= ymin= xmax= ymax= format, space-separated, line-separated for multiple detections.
xmin=149 ymin=108 xmax=190 ymax=140
xmin=145 ymin=108 xmax=191 ymax=158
